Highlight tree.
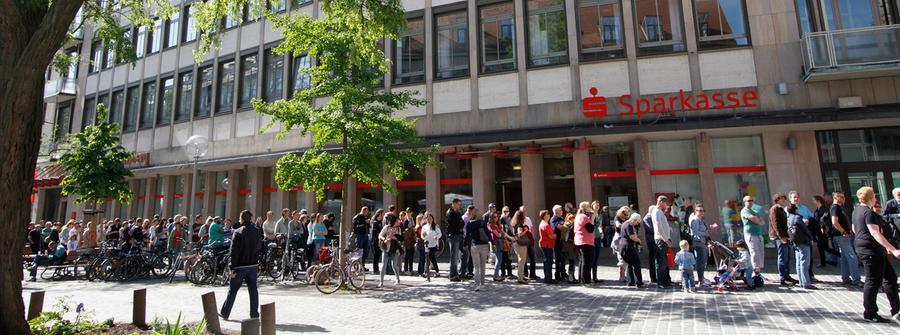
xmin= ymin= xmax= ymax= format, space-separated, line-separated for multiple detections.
xmin=253 ymin=0 xmax=439 ymax=263
xmin=57 ymin=104 xmax=134 ymax=239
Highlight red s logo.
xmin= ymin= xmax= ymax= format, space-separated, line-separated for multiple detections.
xmin=582 ymin=87 xmax=607 ymax=118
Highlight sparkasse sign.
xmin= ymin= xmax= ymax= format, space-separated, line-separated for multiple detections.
xmin=582 ymin=87 xmax=759 ymax=119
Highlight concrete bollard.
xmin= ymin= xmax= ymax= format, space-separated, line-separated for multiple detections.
xmin=260 ymin=303 xmax=275 ymax=335
xmin=133 ymin=288 xmax=146 ymax=328
xmin=241 ymin=318 xmax=260 ymax=335
xmin=201 ymin=292 xmax=222 ymax=335
xmin=27 ymin=291 xmax=45 ymax=320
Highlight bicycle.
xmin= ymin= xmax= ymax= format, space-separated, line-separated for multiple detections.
xmin=314 ymin=247 xmax=366 ymax=294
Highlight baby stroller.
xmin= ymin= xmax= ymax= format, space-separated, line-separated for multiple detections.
xmin=709 ymin=240 xmax=745 ymax=292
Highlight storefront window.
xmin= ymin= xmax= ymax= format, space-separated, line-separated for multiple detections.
xmin=214 ymin=171 xmax=227 ymax=218
xmin=173 ymin=175 xmax=185 ymax=215
xmin=848 ymin=171 xmax=888 ymax=205
xmin=442 ymin=156 xmax=473 ymax=214
xmin=155 ymin=178 xmax=163 ymax=215
xmin=323 ymin=188 xmax=343 ymax=223
xmin=398 ymin=163 xmax=426 ymax=214
xmin=193 ymin=171 xmax=205 ymax=216
xmin=263 ymin=168 xmax=278 ymax=213
xmin=495 ymin=156 xmax=522 ymax=210
xmin=544 ymin=152 xmax=575 ymax=208
xmin=360 ymin=185 xmax=384 ymax=212
xmin=712 ymin=136 xmax=769 ymax=241
xmin=590 ymin=142 xmax=636 ymax=208
xmin=838 ymin=128 xmax=900 ymax=162
xmin=135 ymin=179 xmax=146 ymax=217
xmin=649 ymin=140 xmax=699 ymax=230
xmin=240 ymin=170 xmax=252 ymax=213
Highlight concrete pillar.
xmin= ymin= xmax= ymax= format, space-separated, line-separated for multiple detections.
xmin=144 ymin=176 xmax=157 ymax=218
xmin=226 ymin=169 xmax=242 ymax=221
xmin=681 ymin=0 xmax=702 ymax=91
xmin=573 ymin=140 xmax=592 ymax=203
xmin=183 ymin=173 xmax=194 ymax=217
xmin=32 ymin=189 xmax=46 ymax=223
xmin=471 ymin=154 xmax=496 ymax=211
xmin=762 ymin=131 xmax=824 ymax=206
xmin=204 ymin=172 xmax=216 ymax=217
xmin=162 ymin=176 xmax=175 ymax=218
xmin=635 ymin=139 xmax=652 ymax=214
xmin=424 ymin=0 xmax=434 ymax=116
xmin=513 ymin=0 xmax=528 ymax=110
xmin=564 ymin=0 xmax=581 ymax=101
xmin=425 ymin=154 xmax=442 ymax=219
xmin=621 ymin=0 xmax=641 ymax=96
xmin=520 ymin=149 xmax=545 ymax=225
xmin=382 ymin=173 xmax=397 ymax=209
xmin=696 ymin=134 xmax=720 ymax=238
xmin=466 ymin=0 xmax=479 ymax=112
xmin=276 ymin=189 xmax=290 ymax=212
xmin=304 ymin=191 xmax=317 ymax=212
xmin=249 ymin=167 xmax=265 ymax=215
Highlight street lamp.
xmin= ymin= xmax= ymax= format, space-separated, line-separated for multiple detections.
xmin=185 ymin=135 xmax=209 ymax=249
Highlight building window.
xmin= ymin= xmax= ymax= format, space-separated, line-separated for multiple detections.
xmin=239 ymin=54 xmax=259 ymax=107
xmin=435 ymin=11 xmax=469 ymax=79
xmin=527 ymin=0 xmax=568 ymax=66
xmin=176 ymin=71 xmax=193 ymax=122
xmin=183 ymin=5 xmax=197 ymax=43
xmin=264 ymin=50 xmax=284 ymax=102
xmin=149 ymin=18 xmax=163 ymax=53
xmin=272 ymin=0 xmax=287 ymax=12
xmin=134 ymin=26 xmax=147 ymax=58
xmin=634 ymin=0 xmax=685 ymax=54
xmin=244 ymin=3 xmax=262 ymax=22
xmin=648 ymin=139 xmax=699 ymax=239
xmin=292 ymin=0 xmax=312 ymax=8
xmin=291 ymin=54 xmax=311 ymax=95
xmin=578 ymin=0 xmax=626 ymax=61
xmin=90 ymin=41 xmax=102 ymax=73
xmin=140 ymin=81 xmax=157 ymax=129
xmin=224 ymin=14 xmax=239 ymax=30
xmin=54 ymin=104 xmax=72 ymax=142
xmin=480 ymin=2 xmax=516 ymax=73
xmin=217 ymin=60 xmax=235 ymax=113
xmin=124 ymin=86 xmax=140 ymax=132
xmin=173 ymin=175 xmax=185 ymax=215
xmin=158 ymin=77 xmax=174 ymax=125
xmin=165 ymin=12 xmax=180 ymax=48
xmin=110 ymin=90 xmax=125 ymax=127
xmin=196 ymin=66 xmax=213 ymax=118
xmin=97 ymin=94 xmax=109 ymax=117
xmin=103 ymin=43 xmax=116 ymax=69
xmin=214 ymin=171 xmax=227 ymax=218
xmin=394 ymin=18 xmax=425 ymax=84
xmin=712 ymin=136 xmax=770 ymax=241
xmin=694 ymin=0 xmax=749 ymax=48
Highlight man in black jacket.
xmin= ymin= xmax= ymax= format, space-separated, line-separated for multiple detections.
xmin=446 ymin=199 xmax=464 ymax=281
xmin=769 ymin=193 xmax=796 ymax=286
xmin=220 ymin=210 xmax=262 ymax=320
xmin=352 ymin=207 xmax=370 ymax=271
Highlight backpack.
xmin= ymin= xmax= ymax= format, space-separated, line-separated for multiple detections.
xmin=883 ymin=219 xmax=900 ymax=249
xmin=788 ymin=216 xmax=809 ymax=245
xmin=819 ymin=209 xmax=833 ymax=235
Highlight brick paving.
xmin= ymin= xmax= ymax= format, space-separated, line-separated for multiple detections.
xmin=21 ymin=253 xmax=900 ymax=334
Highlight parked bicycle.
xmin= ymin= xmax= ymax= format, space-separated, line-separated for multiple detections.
xmin=314 ymin=247 xmax=366 ymax=294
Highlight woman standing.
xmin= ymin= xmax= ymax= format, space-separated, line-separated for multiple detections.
xmin=562 ymin=214 xmax=578 ymax=283
xmin=538 ymin=210 xmax=557 ymax=284
xmin=853 ymin=187 xmax=900 ymax=323
xmin=574 ymin=202 xmax=596 ymax=285
xmin=611 ymin=207 xmax=630 ymax=283
xmin=689 ymin=205 xmax=709 ymax=287
xmin=377 ymin=214 xmax=402 ymax=288
xmin=465 ymin=208 xmax=491 ymax=291
xmin=511 ymin=210 xmax=533 ymax=284
xmin=371 ymin=209 xmax=384 ymax=273
xmin=402 ymin=213 xmax=417 ymax=275
xmin=420 ymin=212 xmax=442 ymax=276
xmin=489 ymin=211 xmax=512 ymax=281
xmin=813 ymin=195 xmax=838 ymax=267
xmin=310 ymin=214 xmax=327 ymax=264
xmin=620 ymin=207 xmax=644 ymax=288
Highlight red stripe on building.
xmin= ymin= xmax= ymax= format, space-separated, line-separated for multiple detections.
xmin=441 ymin=178 xmax=472 ymax=185
xmin=397 ymin=180 xmax=426 ymax=187
xmin=173 ymin=193 xmax=184 ymax=199
xmin=290 ymin=186 xmax=304 ymax=191
xmin=214 ymin=191 xmax=227 ymax=196
xmin=649 ymin=168 xmax=699 ymax=176
xmin=154 ymin=195 xmax=164 ymax=200
xmin=238 ymin=189 xmax=252 ymax=196
xmin=324 ymin=183 xmax=343 ymax=190
xmin=195 ymin=192 xmax=205 ymax=197
xmin=713 ymin=166 xmax=767 ymax=173
xmin=263 ymin=187 xmax=278 ymax=193
xmin=591 ymin=171 xmax=636 ymax=178
xmin=136 ymin=195 xmax=146 ymax=201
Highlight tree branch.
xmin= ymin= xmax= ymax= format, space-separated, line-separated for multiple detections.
xmin=15 ymin=0 xmax=84 ymax=76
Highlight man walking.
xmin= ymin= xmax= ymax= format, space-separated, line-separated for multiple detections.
xmin=769 ymin=193 xmax=797 ymax=286
xmin=830 ymin=192 xmax=862 ymax=286
xmin=352 ymin=207 xmax=371 ymax=270
xmin=446 ymin=199 xmax=465 ymax=282
xmin=651 ymin=196 xmax=672 ymax=288
xmin=220 ymin=210 xmax=263 ymax=320
xmin=741 ymin=195 xmax=765 ymax=277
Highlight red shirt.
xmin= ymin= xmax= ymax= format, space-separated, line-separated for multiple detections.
xmin=539 ymin=221 xmax=555 ymax=249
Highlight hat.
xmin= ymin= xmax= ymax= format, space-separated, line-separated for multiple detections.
xmin=488 ymin=203 xmax=496 ymax=209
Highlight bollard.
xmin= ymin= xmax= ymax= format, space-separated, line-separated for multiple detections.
xmin=260 ymin=303 xmax=275 ymax=335
xmin=241 ymin=318 xmax=260 ymax=335
xmin=27 ymin=291 xmax=45 ymax=320
xmin=201 ymin=292 xmax=222 ymax=335
xmin=133 ymin=288 xmax=147 ymax=328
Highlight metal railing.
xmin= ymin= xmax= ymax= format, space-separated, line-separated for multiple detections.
xmin=801 ymin=24 xmax=900 ymax=73
xmin=43 ymin=77 xmax=77 ymax=99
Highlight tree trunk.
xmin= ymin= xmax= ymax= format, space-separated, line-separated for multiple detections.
xmin=339 ymin=135 xmax=351 ymax=267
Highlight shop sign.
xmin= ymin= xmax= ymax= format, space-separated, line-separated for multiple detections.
xmin=582 ymin=87 xmax=759 ymax=119
xmin=124 ymin=152 xmax=150 ymax=168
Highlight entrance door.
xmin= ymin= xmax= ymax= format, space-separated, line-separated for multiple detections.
xmin=845 ymin=170 xmax=890 ymax=204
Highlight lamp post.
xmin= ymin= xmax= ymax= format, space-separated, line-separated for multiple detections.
xmin=185 ymin=135 xmax=209 ymax=249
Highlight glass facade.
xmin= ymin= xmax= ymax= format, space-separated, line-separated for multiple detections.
xmin=173 ymin=175 xmax=185 ymax=215
xmin=712 ymin=136 xmax=770 ymax=234
xmin=292 ymin=54 xmax=311 ymax=94
xmin=480 ymin=2 xmax=517 ymax=73
xmin=140 ymin=81 xmax=157 ymax=129
xmin=435 ymin=11 xmax=470 ymax=79
xmin=818 ymin=126 xmax=900 ymax=207
xmin=218 ymin=60 xmax=235 ymax=113
xmin=395 ymin=18 xmax=426 ymax=84
xmin=578 ymin=0 xmax=626 ymax=60
xmin=176 ymin=71 xmax=193 ymax=122
xmin=264 ymin=50 xmax=284 ymax=102
xmin=527 ymin=0 xmax=568 ymax=66
xmin=124 ymin=86 xmax=140 ymax=132
xmin=590 ymin=142 xmax=637 ymax=209
xmin=495 ymin=157 xmax=523 ymax=210
xmin=634 ymin=0 xmax=685 ymax=54
xmin=441 ymin=156 xmax=473 ymax=214
xmin=159 ymin=77 xmax=174 ymax=125
xmin=240 ymin=54 xmax=258 ymax=107
xmin=196 ymin=66 xmax=214 ymax=118
xmin=214 ymin=171 xmax=227 ymax=218
xmin=544 ymin=152 xmax=576 ymax=208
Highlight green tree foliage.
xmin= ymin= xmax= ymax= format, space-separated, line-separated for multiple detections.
xmin=57 ymin=105 xmax=134 ymax=205
xmin=252 ymin=0 xmax=440 ymax=202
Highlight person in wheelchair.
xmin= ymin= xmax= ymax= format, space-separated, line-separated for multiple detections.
xmin=28 ymin=241 xmax=66 ymax=281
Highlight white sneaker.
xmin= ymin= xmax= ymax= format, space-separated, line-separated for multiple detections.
xmin=376 ymin=283 xmax=383 ymax=288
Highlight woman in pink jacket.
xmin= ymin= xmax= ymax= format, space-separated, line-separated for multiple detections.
xmin=574 ymin=201 xmax=597 ymax=285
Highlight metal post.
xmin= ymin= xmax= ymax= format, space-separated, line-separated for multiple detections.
xmin=27 ymin=291 xmax=45 ymax=320
xmin=241 ymin=318 xmax=260 ymax=335
xmin=189 ymin=158 xmax=198 ymax=249
xmin=260 ymin=303 xmax=275 ymax=335
xmin=201 ymin=291 xmax=222 ymax=334
xmin=133 ymin=288 xmax=146 ymax=328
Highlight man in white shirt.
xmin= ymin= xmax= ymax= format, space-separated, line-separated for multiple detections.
xmin=651 ymin=195 xmax=673 ymax=288
xmin=520 ymin=205 xmax=538 ymax=280
xmin=274 ymin=208 xmax=291 ymax=237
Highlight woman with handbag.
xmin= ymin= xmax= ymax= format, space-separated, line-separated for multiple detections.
xmin=574 ymin=201 xmax=597 ymax=285
xmin=561 ymin=214 xmax=578 ymax=283
xmin=620 ymin=207 xmax=644 ymax=287
xmin=511 ymin=210 xmax=533 ymax=284
xmin=611 ymin=207 xmax=630 ymax=283
xmin=489 ymin=211 xmax=513 ymax=281
xmin=420 ymin=212 xmax=442 ymax=276
xmin=377 ymin=214 xmax=403 ymax=288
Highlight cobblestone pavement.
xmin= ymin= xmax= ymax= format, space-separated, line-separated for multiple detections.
xmin=21 ymin=253 xmax=900 ymax=334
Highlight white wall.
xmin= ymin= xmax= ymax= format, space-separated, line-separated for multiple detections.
xmin=638 ymin=55 xmax=692 ymax=95
xmin=699 ymin=49 xmax=758 ymax=90
xmin=527 ymin=67 xmax=572 ymax=105
xmin=479 ymin=73 xmax=519 ymax=110
xmin=580 ymin=60 xmax=630 ymax=97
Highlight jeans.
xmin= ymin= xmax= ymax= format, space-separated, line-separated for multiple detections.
xmin=471 ymin=244 xmax=490 ymax=287
xmin=833 ymin=235 xmax=861 ymax=283
xmin=448 ymin=235 xmax=462 ymax=278
xmin=379 ymin=251 xmax=400 ymax=285
xmin=655 ymin=239 xmax=671 ymax=286
xmin=371 ymin=239 xmax=382 ymax=272
xmin=220 ymin=267 xmax=259 ymax=319
xmin=681 ymin=269 xmax=695 ymax=289
xmin=743 ymin=265 xmax=755 ymax=289
xmin=493 ymin=245 xmax=505 ymax=278
xmin=745 ymin=235 xmax=764 ymax=272
xmin=416 ymin=242 xmax=426 ymax=275
xmin=776 ymin=239 xmax=792 ymax=280
xmin=312 ymin=240 xmax=325 ymax=263
xmin=592 ymin=236 xmax=603 ymax=279
xmin=860 ymin=253 xmax=900 ymax=318
xmin=794 ymin=243 xmax=812 ymax=287
xmin=403 ymin=247 xmax=415 ymax=273
xmin=514 ymin=244 xmax=528 ymax=280
xmin=541 ymin=248 xmax=554 ymax=282
xmin=526 ymin=245 xmax=537 ymax=278
xmin=426 ymin=247 xmax=439 ymax=273
xmin=646 ymin=239 xmax=658 ymax=283
xmin=622 ymin=245 xmax=643 ymax=286
xmin=578 ymin=244 xmax=595 ymax=284
xmin=554 ymin=244 xmax=565 ymax=280
xmin=693 ymin=245 xmax=708 ymax=283
xmin=355 ymin=234 xmax=369 ymax=267
xmin=503 ymin=250 xmax=512 ymax=276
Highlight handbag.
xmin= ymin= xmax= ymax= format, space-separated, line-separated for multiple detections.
xmin=666 ymin=247 xmax=676 ymax=268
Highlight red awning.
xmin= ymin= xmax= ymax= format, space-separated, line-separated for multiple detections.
xmin=33 ymin=164 xmax=66 ymax=188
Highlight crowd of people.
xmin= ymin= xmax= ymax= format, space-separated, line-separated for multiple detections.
xmin=23 ymin=187 xmax=900 ymax=322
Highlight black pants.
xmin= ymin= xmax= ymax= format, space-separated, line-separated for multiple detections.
xmin=526 ymin=245 xmax=537 ymax=278
xmin=578 ymin=244 xmax=595 ymax=284
xmin=403 ymin=248 xmax=415 ymax=272
xmin=372 ymin=241 xmax=382 ymax=272
xmin=860 ymin=252 xmax=900 ymax=318
xmin=655 ymin=240 xmax=672 ymax=286
xmin=622 ymin=245 xmax=643 ymax=286
xmin=427 ymin=247 xmax=439 ymax=273
xmin=816 ymin=234 xmax=841 ymax=265
xmin=502 ymin=250 xmax=513 ymax=276
xmin=647 ymin=238 xmax=658 ymax=283
xmin=554 ymin=245 xmax=565 ymax=279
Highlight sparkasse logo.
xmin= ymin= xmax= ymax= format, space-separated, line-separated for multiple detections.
xmin=582 ymin=87 xmax=759 ymax=120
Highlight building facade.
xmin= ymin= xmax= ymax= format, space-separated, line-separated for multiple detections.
xmin=33 ymin=0 xmax=900 ymax=238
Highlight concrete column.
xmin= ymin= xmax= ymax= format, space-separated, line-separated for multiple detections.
xmin=472 ymin=154 xmax=496 ymax=211
xmin=32 ymin=189 xmax=46 ymax=223
xmin=424 ymin=0 xmax=434 ymax=116
xmin=696 ymin=134 xmax=719 ymax=237
xmin=467 ymin=0 xmax=479 ymax=112
xmin=304 ymin=191 xmax=317 ymax=212
xmin=762 ymin=131 xmax=824 ymax=206
xmin=144 ymin=177 xmax=157 ymax=218
xmin=680 ymin=0 xmax=702 ymax=91
xmin=183 ymin=173 xmax=194 ymax=217
xmin=520 ymin=150 xmax=545 ymax=225
xmin=345 ymin=176 xmax=360 ymax=218
xmin=621 ymin=0 xmax=640 ymax=95
xmin=573 ymin=141 xmax=592 ymax=203
xmin=425 ymin=154 xmax=442 ymax=219
xmin=127 ymin=179 xmax=139 ymax=218
xmin=564 ymin=0 xmax=581 ymax=101
xmin=276 ymin=189 xmax=290 ymax=212
xmin=514 ymin=0 xmax=528 ymax=111
xmin=162 ymin=176 xmax=175 ymax=218
xmin=110 ymin=201 xmax=120 ymax=220
xmin=204 ymin=172 xmax=216 ymax=217
xmin=226 ymin=169 xmax=242 ymax=221
xmin=382 ymin=173 xmax=397 ymax=209
xmin=248 ymin=167 xmax=265 ymax=215
xmin=635 ymin=139 xmax=652 ymax=214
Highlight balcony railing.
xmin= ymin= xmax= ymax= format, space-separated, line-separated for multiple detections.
xmin=43 ymin=78 xmax=77 ymax=103
xmin=801 ymin=24 xmax=900 ymax=82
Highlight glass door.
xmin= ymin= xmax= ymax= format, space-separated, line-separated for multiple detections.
xmin=846 ymin=171 xmax=888 ymax=205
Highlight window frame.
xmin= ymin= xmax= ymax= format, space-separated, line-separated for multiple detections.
xmin=89 ymin=40 xmax=103 ymax=73
xmin=692 ymin=0 xmax=751 ymax=49
xmin=575 ymin=0 xmax=627 ymax=62
xmin=524 ymin=0 xmax=570 ymax=68
xmin=109 ymin=88 xmax=126 ymax=127
xmin=216 ymin=58 xmax=236 ymax=114
xmin=291 ymin=53 xmax=312 ymax=96
xmin=157 ymin=75 xmax=175 ymax=126
xmin=632 ymin=0 xmax=688 ymax=55
xmin=183 ymin=4 xmax=198 ymax=43
xmin=175 ymin=68 xmax=195 ymax=123
xmin=133 ymin=25 xmax=148 ymax=58
xmin=148 ymin=17 xmax=163 ymax=54
xmin=195 ymin=64 xmax=215 ymax=119
xmin=478 ymin=2 xmax=518 ymax=74
xmin=393 ymin=17 xmax=427 ymax=85
xmin=123 ymin=84 xmax=141 ymax=133
xmin=81 ymin=96 xmax=97 ymax=131
xmin=164 ymin=11 xmax=180 ymax=49
xmin=139 ymin=78 xmax=158 ymax=130
xmin=238 ymin=51 xmax=260 ymax=108
xmin=433 ymin=9 xmax=471 ymax=80
xmin=263 ymin=48 xmax=285 ymax=102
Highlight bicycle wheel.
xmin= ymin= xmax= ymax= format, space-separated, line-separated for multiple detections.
xmin=290 ymin=253 xmax=306 ymax=281
xmin=196 ymin=257 xmax=218 ymax=285
xmin=144 ymin=253 xmax=167 ymax=278
xmin=314 ymin=265 xmax=344 ymax=294
xmin=96 ymin=258 xmax=116 ymax=281
xmin=348 ymin=260 xmax=366 ymax=290
xmin=266 ymin=250 xmax=284 ymax=280
xmin=305 ymin=265 xmax=321 ymax=285
xmin=85 ymin=256 xmax=103 ymax=282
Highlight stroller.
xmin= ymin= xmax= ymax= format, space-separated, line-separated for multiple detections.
xmin=709 ymin=240 xmax=746 ymax=292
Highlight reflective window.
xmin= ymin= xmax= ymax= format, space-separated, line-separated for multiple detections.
xmin=218 ymin=60 xmax=235 ymax=113
xmin=480 ymin=2 xmax=517 ymax=73
xmin=634 ymin=0 xmax=685 ymax=54
xmin=140 ymin=81 xmax=157 ymax=129
xmin=694 ymin=0 xmax=749 ymax=48
xmin=264 ymin=50 xmax=284 ymax=102
xmin=176 ymin=71 xmax=193 ymax=122
xmin=292 ymin=54 xmax=311 ymax=95
xmin=134 ymin=26 xmax=147 ymax=58
xmin=124 ymin=86 xmax=140 ymax=132
xmin=196 ymin=66 xmax=213 ymax=118
xmin=224 ymin=14 xmax=239 ymax=29
xmin=272 ymin=0 xmax=287 ymax=12
xmin=527 ymin=0 xmax=568 ymax=66
xmin=149 ymin=18 xmax=163 ymax=53
xmin=394 ymin=18 xmax=425 ymax=84
xmin=435 ymin=11 xmax=469 ymax=79
xmin=158 ymin=77 xmax=174 ymax=125
xmin=90 ymin=41 xmax=102 ymax=73
xmin=837 ymin=128 xmax=900 ymax=162
xmin=183 ymin=5 xmax=197 ymax=43
xmin=578 ymin=0 xmax=626 ymax=60
xmin=165 ymin=12 xmax=180 ymax=48
xmin=240 ymin=54 xmax=259 ymax=107
xmin=104 ymin=42 xmax=116 ymax=69
xmin=111 ymin=90 xmax=125 ymax=127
